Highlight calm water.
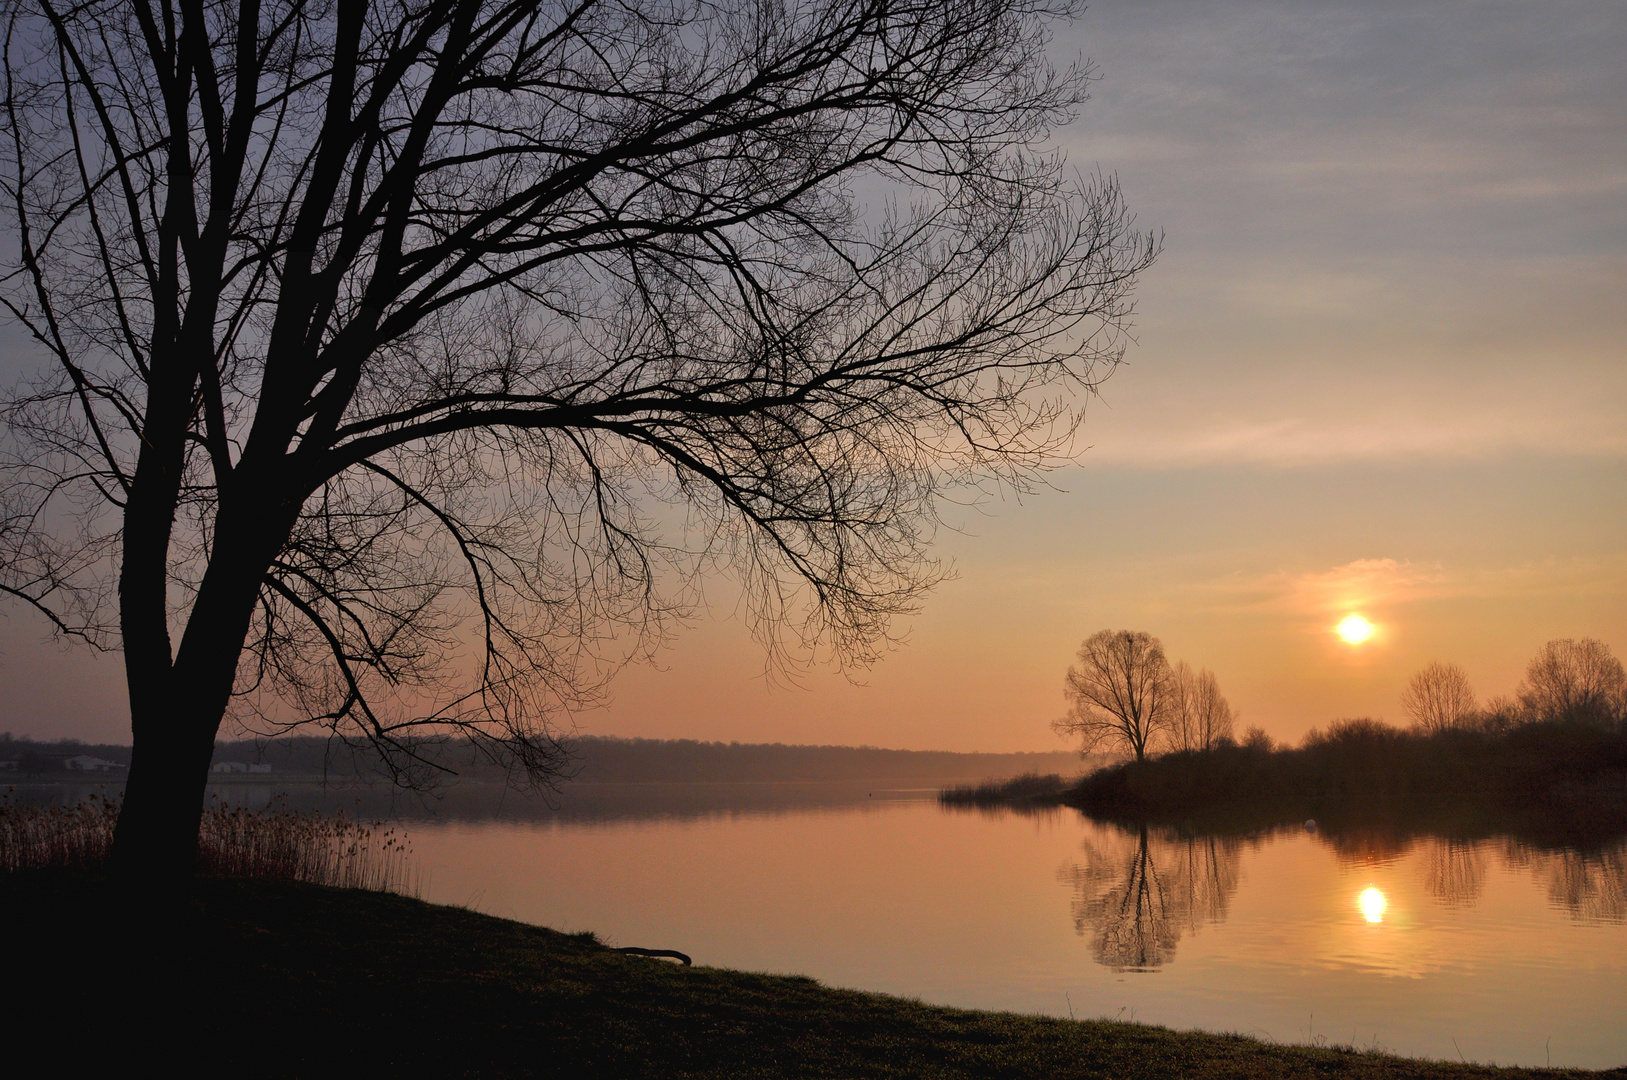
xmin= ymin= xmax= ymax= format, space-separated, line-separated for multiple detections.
xmin=397 ymin=788 xmax=1626 ymax=1070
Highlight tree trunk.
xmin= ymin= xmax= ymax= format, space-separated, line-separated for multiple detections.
xmin=110 ymin=489 xmax=295 ymax=884
xmin=111 ymin=716 xmax=217 ymax=883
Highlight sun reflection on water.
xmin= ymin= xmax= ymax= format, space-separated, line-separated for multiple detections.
xmin=1359 ymin=886 xmax=1388 ymax=923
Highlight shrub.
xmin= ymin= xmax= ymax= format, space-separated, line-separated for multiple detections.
xmin=1320 ymin=717 xmax=1400 ymax=744
xmin=1240 ymin=726 xmax=1274 ymax=752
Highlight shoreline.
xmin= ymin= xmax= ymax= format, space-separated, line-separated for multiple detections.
xmin=4 ymin=871 xmax=1620 ymax=1077
xmin=944 ymin=723 xmax=1627 ymax=849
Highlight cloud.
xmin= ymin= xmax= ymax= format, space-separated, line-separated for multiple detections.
xmin=1187 ymin=555 xmax=1627 ymax=621
xmin=1193 ymin=558 xmax=1444 ymax=618
xmin=1079 ymin=411 xmax=1627 ymax=468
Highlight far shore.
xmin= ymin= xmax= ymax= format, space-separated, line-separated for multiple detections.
xmin=942 ymin=720 xmax=1627 ymax=848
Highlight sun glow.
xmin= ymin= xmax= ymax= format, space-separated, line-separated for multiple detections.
xmin=1336 ymin=614 xmax=1375 ymax=644
xmin=1359 ymin=887 xmax=1388 ymax=923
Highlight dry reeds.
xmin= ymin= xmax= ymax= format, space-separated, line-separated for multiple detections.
xmin=0 ymin=792 xmax=119 ymax=872
xmin=196 ymin=802 xmax=415 ymax=892
xmin=0 ymin=793 xmax=414 ymax=892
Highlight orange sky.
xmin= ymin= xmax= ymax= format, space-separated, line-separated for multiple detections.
xmin=2 ymin=0 xmax=1623 ymax=750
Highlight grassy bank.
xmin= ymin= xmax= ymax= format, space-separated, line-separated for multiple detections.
xmin=2 ymin=872 xmax=1618 ymax=1078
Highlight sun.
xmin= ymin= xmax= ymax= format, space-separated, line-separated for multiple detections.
xmin=1337 ymin=614 xmax=1375 ymax=644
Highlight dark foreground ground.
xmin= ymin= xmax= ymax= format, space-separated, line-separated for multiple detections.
xmin=3 ymin=873 xmax=1621 ymax=1079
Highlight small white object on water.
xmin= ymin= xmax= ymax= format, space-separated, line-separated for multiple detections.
xmin=1304 ymin=819 xmax=1317 ymax=833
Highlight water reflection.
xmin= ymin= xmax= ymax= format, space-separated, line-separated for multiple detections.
xmin=1062 ymin=820 xmax=1627 ymax=971
xmin=1501 ymin=841 xmax=1627 ymax=923
xmin=1422 ymin=839 xmax=1486 ymax=907
xmin=1058 ymin=825 xmax=1241 ymax=971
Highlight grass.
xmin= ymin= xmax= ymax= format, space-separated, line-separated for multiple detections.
xmin=3 ymin=871 xmax=1620 ymax=1078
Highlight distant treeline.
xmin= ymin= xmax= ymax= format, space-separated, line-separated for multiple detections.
xmin=945 ymin=719 xmax=1627 ymax=847
xmin=1067 ymin=718 xmax=1627 ymax=846
xmin=0 ymin=733 xmax=132 ymax=772
xmin=1 ymin=732 xmax=1083 ymax=784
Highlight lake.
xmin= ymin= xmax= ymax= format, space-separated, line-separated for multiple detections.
xmin=390 ymin=783 xmax=1626 ymax=1071
xmin=20 ymin=778 xmax=1627 ymax=1068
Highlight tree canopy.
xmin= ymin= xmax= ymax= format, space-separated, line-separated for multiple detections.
xmin=0 ymin=0 xmax=1155 ymax=872
xmin=1055 ymin=629 xmax=1175 ymax=762
xmin=1400 ymin=661 xmax=1477 ymax=734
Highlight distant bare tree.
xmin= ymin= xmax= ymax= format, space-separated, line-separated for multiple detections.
xmin=0 ymin=0 xmax=1157 ymax=879
xmin=1239 ymin=725 xmax=1274 ymax=751
xmin=1474 ymin=694 xmax=1525 ymax=733
xmin=1519 ymin=639 xmax=1626 ymax=727
xmin=1167 ymin=661 xmax=1234 ymax=752
xmin=1400 ymin=662 xmax=1477 ymax=734
xmin=1054 ymin=629 xmax=1173 ymax=762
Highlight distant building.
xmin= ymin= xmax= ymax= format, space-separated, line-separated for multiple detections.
xmin=63 ymin=755 xmax=123 ymax=772
xmin=210 ymin=761 xmax=249 ymax=774
xmin=248 ymin=763 xmax=272 ymax=774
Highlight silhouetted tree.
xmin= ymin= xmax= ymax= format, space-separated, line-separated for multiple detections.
xmin=1400 ymin=661 xmax=1477 ymax=734
xmin=1475 ymin=694 xmax=1526 ymax=733
xmin=1519 ymin=639 xmax=1626 ymax=728
xmin=0 ymin=0 xmax=1156 ymax=879
xmin=1054 ymin=629 xmax=1173 ymax=762
xmin=1167 ymin=661 xmax=1234 ymax=752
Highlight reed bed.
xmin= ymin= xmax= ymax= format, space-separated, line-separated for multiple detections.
xmin=0 ymin=792 xmax=119 ymax=872
xmin=0 ymin=793 xmax=414 ymax=892
xmin=939 ymin=772 xmax=1072 ymax=807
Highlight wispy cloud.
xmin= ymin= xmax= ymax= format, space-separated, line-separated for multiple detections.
xmin=1079 ymin=412 xmax=1627 ymax=468
xmin=1187 ymin=555 xmax=1627 ymax=619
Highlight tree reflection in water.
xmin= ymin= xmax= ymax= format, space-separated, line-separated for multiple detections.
xmin=1307 ymin=827 xmax=1625 ymax=920
xmin=1401 ymin=835 xmax=1625 ymax=920
xmin=1423 ymin=839 xmax=1487 ymax=907
xmin=1500 ymin=841 xmax=1627 ymax=923
xmin=1058 ymin=825 xmax=1241 ymax=971
xmin=1059 ymin=820 xmax=1627 ymax=970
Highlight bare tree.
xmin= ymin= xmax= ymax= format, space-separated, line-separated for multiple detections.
xmin=0 ymin=0 xmax=1156 ymax=879
xmin=1474 ymin=694 xmax=1525 ymax=733
xmin=1167 ymin=661 xmax=1234 ymax=752
xmin=1054 ymin=629 xmax=1173 ymax=762
xmin=1399 ymin=661 xmax=1477 ymax=734
xmin=1519 ymin=639 xmax=1626 ymax=727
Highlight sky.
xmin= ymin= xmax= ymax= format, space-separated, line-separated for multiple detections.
xmin=2 ymin=0 xmax=1623 ymax=750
